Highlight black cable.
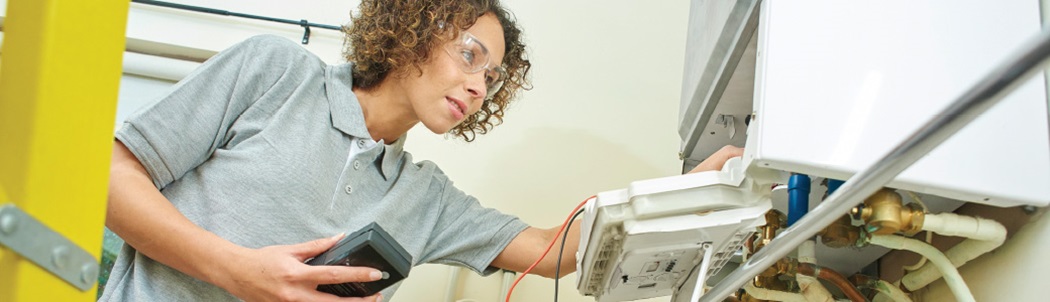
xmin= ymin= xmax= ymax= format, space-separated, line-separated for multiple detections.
xmin=133 ymin=0 xmax=342 ymax=30
xmin=554 ymin=208 xmax=585 ymax=302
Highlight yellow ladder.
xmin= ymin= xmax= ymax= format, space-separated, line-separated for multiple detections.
xmin=0 ymin=0 xmax=129 ymax=300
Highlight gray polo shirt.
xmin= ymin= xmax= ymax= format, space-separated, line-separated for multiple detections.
xmin=100 ymin=35 xmax=528 ymax=301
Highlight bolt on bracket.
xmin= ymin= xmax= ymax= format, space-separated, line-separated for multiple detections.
xmin=0 ymin=204 xmax=99 ymax=291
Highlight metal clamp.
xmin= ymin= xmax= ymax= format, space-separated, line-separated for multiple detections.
xmin=0 ymin=204 xmax=99 ymax=291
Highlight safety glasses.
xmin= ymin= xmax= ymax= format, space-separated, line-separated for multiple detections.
xmin=443 ymin=31 xmax=508 ymax=100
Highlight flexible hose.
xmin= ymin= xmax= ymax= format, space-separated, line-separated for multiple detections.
xmin=852 ymin=275 xmax=913 ymax=302
xmin=868 ymin=235 xmax=975 ymax=302
xmin=904 ymin=213 xmax=1006 ymax=290
xmin=742 ymin=282 xmax=808 ymax=302
xmin=797 ymin=263 xmax=868 ymax=302
xmin=872 ymin=279 xmax=913 ymax=302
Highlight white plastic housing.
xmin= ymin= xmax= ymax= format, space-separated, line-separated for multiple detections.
xmin=576 ymin=158 xmax=771 ymax=302
xmin=746 ymin=0 xmax=1050 ymax=207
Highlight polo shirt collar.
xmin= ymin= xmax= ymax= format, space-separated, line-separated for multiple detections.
xmin=380 ymin=135 xmax=406 ymax=179
xmin=325 ymin=62 xmax=405 ymax=180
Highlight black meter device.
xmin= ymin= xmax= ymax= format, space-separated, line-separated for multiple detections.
xmin=306 ymin=222 xmax=412 ymax=297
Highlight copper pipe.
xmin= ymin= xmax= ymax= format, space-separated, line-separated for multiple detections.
xmin=848 ymin=274 xmax=878 ymax=300
xmin=744 ymin=233 xmax=757 ymax=254
xmin=797 ymin=263 xmax=869 ymax=302
xmin=849 ymin=273 xmax=875 ymax=288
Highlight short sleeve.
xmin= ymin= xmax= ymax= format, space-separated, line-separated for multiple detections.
xmin=116 ymin=35 xmax=303 ymax=189
xmin=419 ymin=172 xmax=529 ymax=275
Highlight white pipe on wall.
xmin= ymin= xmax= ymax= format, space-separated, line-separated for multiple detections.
xmin=122 ymin=52 xmax=200 ymax=82
xmin=868 ymin=235 xmax=975 ymax=302
xmin=444 ymin=266 xmax=461 ymax=302
xmin=499 ymin=270 xmax=515 ymax=302
xmin=904 ymin=213 xmax=1007 ymax=291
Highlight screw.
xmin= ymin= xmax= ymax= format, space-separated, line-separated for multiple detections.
xmin=51 ymin=245 xmax=71 ymax=270
xmin=81 ymin=263 xmax=99 ymax=285
xmin=0 ymin=211 xmax=17 ymax=235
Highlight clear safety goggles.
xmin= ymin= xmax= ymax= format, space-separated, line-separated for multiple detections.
xmin=443 ymin=31 xmax=508 ymax=100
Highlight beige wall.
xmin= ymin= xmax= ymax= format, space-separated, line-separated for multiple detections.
xmin=395 ymin=1 xmax=691 ymax=301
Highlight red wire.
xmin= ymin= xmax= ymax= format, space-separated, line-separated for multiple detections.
xmin=504 ymin=195 xmax=595 ymax=302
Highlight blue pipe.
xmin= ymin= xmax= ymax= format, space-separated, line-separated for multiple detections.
xmin=825 ymin=179 xmax=845 ymax=196
xmin=787 ymin=174 xmax=811 ymax=226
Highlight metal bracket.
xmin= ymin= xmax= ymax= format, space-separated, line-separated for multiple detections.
xmin=0 ymin=203 xmax=99 ymax=291
xmin=716 ymin=114 xmax=737 ymax=139
xmin=300 ymin=19 xmax=311 ymax=44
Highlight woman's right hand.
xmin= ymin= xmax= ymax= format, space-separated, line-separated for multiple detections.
xmin=108 ymin=140 xmax=383 ymax=302
xmin=219 ymin=235 xmax=385 ymax=302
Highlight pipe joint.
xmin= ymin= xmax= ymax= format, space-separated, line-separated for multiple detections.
xmin=855 ymin=188 xmax=925 ymax=236
xmin=754 ymin=210 xmax=787 ymax=252
xmin=820 ymin=215 xmax=861 ymax=248
xmin=758 ymin=257 xmax=797 ymax=278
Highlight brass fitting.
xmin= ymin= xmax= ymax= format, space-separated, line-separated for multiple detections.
xmin=859 ymin=189 xmax=902 ymax=234
xmin=854 ymin=188 xmax=926 ymax=236
xmin=819 ymin=214 xmax=860 ymax=248
xmin=757 ymin=257 xmax=797 ymax=278
xmin=752 ymin=210 xmax=787 ymax=253
xmin=753 ymin=258 xmax=796 ymax=295
xmin=753 ymin=275 xmax=789 ymax=292
xmin=774 ymin=257 xmax=798 ymax=276
xmin=745 ymin=258 xmax=799 ymax=302
xmin=898 ymin=202 xmax=925 ymax=236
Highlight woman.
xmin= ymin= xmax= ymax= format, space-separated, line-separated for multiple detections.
xmin=101 ymin=0 xmax=742 ymax=301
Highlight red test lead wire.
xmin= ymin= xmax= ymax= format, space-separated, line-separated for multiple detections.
xmin=504 ymin=195 xmax=595 ymax=302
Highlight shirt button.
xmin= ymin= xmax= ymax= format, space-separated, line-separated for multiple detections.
xmin=353 ymin=160 xmax=361 ymax=170
xmin=344 ymin=185 xmax=353 ymax=194
xmin=357 ymin=140 xmax=366 ymax=148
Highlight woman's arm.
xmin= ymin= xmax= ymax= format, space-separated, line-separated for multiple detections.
xmin=490 ymin=222 xmax=580 ymax=279
xmin=107 ymin=140 xmax=383 ymax=302
xmin=491 ymin=145 xmax=745 ymax=278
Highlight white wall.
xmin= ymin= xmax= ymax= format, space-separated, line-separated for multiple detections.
xmin=104 ymin=0 xmax=692 ymax=301
xmin=115 ymin=75 xmax=176 ymax=130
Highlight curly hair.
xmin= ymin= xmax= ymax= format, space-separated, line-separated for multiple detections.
xmin=345 ymin=0 xmax=532 ymax=142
